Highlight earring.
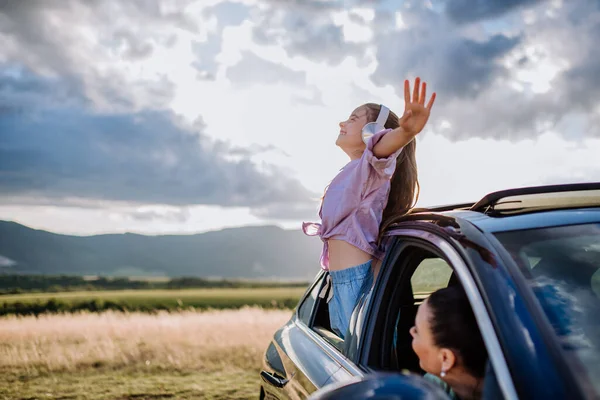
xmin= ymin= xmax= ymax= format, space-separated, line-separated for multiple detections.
xmin=440 ymin=370 xmax=446 ymax=378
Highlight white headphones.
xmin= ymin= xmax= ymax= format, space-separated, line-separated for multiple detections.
xmin=361 ymin=104 xmax=390 ymax=144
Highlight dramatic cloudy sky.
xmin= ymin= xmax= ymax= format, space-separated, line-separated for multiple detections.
xmin=1 ymin=0 xmax=599 ymax=235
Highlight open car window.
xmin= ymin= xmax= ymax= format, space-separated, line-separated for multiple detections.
xmin=385 ymin=247 xmax=457 ymax=373
xmin=297 ymin=273 xmax=323 ymax=326
xmin=310 ymin=273 xmax=345 ymax=351
xmin=295 ymin=271 xmax=346 ymax=351
xmin=362 ymin=240 xmax=506 ymax=399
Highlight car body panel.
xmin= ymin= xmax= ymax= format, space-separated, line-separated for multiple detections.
xmin=262 ymin=300 xmax=362 ymax=398
xmin=308 ymin=373 xmax=449 ymax=400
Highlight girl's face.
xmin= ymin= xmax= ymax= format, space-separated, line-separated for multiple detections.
xmin=410 ymin=299 xmax=443 ymax=375
xmin=336 ymin=106 xmax=369 ymax=149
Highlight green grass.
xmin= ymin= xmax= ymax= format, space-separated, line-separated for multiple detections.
xmin=0 ymin=287 xmax=306 ymax=316
xmin=0 ymin=273 xmax=310 ymax=295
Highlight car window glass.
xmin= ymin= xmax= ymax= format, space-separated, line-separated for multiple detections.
xmin=410 ymin=257 xmax=453 ymax=301
xmin=298 ymin=276 xmax=321 ymax=325
xmin=495 ymin=223 xmax=600 ymax=396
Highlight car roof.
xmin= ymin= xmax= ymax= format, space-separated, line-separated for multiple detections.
xmin=442 ymin=207 xmax=600 ymax=233
xmin=402 ymin=182 xmax=600 ymax=234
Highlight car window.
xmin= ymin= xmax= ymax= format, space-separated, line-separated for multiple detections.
xmin=297 ymin=275 xmax=322 ymax=325
xmin=363 ymin=243 xmax=505 ymax=399
xmin=410 ymin=257 xmax=453 ymax=299
xmin=363 ymin=246 xmax=460 ymax=373
xmin=310 ymin=274 xmax=345 ymax=350
xmin=495 ymin=223 xmax=600 ymax=396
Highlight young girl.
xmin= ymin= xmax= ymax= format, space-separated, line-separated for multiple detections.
xmin=303 ymin=77 xmax=436 ymax=338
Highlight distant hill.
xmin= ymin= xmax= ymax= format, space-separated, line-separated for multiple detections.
xmin=0 ymin=221 xmax=323 ymax=280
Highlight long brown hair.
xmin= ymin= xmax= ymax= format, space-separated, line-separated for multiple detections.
xmin=364 ymin=103 xmax=420 ymax=242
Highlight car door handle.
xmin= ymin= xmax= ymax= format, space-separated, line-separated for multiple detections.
xmin=260 ymin=370 xmax=290 ymax=388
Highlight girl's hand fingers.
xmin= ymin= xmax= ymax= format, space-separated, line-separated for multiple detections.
xmin=404 ymin=79 xmax=410 ymax=105
xmin=420 ymin=82 xmax=427 ymax=106
xmin=426 ymin=92 xmax=437 ymax=110
xmin=413 ymin=77 xmax=420 ymax=103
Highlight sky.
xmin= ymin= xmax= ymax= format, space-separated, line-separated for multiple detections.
xmin=1 ymin=0 xmax=600 ymax=236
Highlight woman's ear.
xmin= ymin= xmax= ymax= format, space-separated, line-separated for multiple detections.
xmin=439 ymin=348 xmax=457 ymax=374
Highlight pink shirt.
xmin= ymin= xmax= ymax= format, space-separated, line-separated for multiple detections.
xmin=303 ymin=129 xmax=402 ymax=270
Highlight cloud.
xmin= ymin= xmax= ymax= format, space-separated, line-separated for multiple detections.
xmin=226 ymin=51 xmax=307 ymax=87
xmin=0 ymin=64 xmax=316 ymax=214
xmin=0 ymin=254 xmax=17 ymax=267
xmin=3 ymin=0 xmax=600 ymax=231
xmin=112 ymin=30 xmax=155 ymax=60
xmin=0 ymin=0 xmax=191 ymax=112
xmin=127 ymin=207 xmax=191 ymax=223
xmin=0 ymin=106 xmax=315 ymax=210
xmin=251 ymin=201 xmax=320 ymax=221
xmin=0 ymin=1 xmax=323 ymax=222
xmin=445 ymin=0 xmax=547 ymax=24
xmin=0 ymin=65 xmax=87 ymax=117
xmin=292 ymin=87 xmax=325 ymax=107
xmin=192 ymin=1 xmax=251 ymax=79
xmin=373 ymin=30 xmax=520 ymax=100
xmin=225 ymin=143 xmax=290 ymax=158
xmin=202 ymin=1 xmax=250 ymax=27
xmin=5 ymin=0 xmax=600 ymax=147
xmin=367 ymin=0 xmax=600 ymax=141
xmin=191 ymin=34 xmax=222 ymax=80
xmin=252 ymin=0 xmax=367 ymax=65
xmin=0 ymin=62 xmax=173 ymax=115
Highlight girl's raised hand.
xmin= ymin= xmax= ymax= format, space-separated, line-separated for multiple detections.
xmin=399 ymin=77 xmax=436 ymax=136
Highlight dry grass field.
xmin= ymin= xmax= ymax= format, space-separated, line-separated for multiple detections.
xmin=0 ymin=308 xmax=292 ymax=399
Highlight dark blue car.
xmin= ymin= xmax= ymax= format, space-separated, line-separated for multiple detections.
xmin=260 ymin=183 xmax=600 ymax=400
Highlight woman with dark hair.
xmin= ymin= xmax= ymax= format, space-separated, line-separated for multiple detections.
xmin=410 ymin=286 xmax=488 ymax=400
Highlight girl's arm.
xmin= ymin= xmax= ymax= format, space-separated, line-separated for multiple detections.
xmin=372 ymin=126 xmax=415 ymax=159
xmin=373 ymin=77 xmax=436 ymax=159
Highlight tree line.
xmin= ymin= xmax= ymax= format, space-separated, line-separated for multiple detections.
xmin=0 ymin=274 xmax=309 ymax=295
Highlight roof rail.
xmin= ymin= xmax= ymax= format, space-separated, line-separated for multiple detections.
xmin=411 ymin=202 xmax=474 ymax=214
xmin=470 ymin=182 xmax=600 ymax=214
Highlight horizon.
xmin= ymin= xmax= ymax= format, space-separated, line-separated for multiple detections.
xmin=0 ymin=217 xmax=296 ymax=237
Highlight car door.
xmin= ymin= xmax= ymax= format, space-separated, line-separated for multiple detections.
xmin=309 ymin=234 xmax=471 ymax=388
xmin=352 ymin=230 xmax=518 ymax=399
xmin=261 ymin=271 xmax=364 ymax=399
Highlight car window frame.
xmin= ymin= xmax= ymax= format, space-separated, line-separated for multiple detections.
xmin=359 ymin=230 xmax=519 ymax=400
xmin=308 ymin=273 xmax=348 ymax=351
xmin=295 ymin=270 xmax=325 ymax=326
xmin=293 ymin=267 xmax=360 ymax=354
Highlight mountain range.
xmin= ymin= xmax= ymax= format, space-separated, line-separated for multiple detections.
xmin=0 ymin=220 xmax=323 ymax=280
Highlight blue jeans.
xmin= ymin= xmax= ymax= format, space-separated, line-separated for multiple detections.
xmin=328 ymin=260 xmax=374 ymax=339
